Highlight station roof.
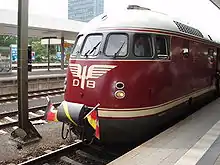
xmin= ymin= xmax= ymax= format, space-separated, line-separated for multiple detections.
xmin=210 ymin=0 xmax=220 ymax=9
xmin=0 ymin=9 xmax=86 ymax=40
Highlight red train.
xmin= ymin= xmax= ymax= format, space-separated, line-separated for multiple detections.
xmin=45 ymin=5 xmax=220 ymax=144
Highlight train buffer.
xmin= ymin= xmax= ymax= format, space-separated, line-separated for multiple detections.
xmin=108 ymin=98 xmax=220 ymax=165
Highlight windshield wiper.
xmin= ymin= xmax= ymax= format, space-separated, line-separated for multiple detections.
xmin=114 ymin=41 xmax=125 ymax=58
xmin=84 ymin=41 xmax=101 ymax=57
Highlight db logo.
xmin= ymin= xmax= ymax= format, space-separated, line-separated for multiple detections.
xmin=69 ymin=64 xmax=116 ymax=89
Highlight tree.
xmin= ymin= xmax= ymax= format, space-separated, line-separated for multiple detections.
xmin=0 ymin=35 xmax=17 ymax=47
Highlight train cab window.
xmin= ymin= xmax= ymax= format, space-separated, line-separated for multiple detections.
xmin=155 ymin=35 xmax=169 ymax=59
xmin=81 ymin=34 xmax=103 ymax=57
xmin=133 ymin=34 xmax=152 ymax=57
xmin=105 ymin=34 xmax=128 ymax=57
xmin=71 ymin=35 xmax=84 ymax=57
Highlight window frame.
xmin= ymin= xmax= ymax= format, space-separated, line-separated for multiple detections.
xmin=133 ymin=33 xmax=153 ymax=58
xmin=70 ymin=34 xmax=84 ymax=57
xmin=154 ymin=34 xmax=170 ymax=60
xmin=182 ymin=39 xmax=190 ymax=58
xmin=103 ymin=32 xmax=129 ymax=57
xmin=80 ymin=33 xmax=103 ymax=57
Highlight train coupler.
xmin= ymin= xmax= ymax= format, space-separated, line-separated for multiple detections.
xmin=44 ymin=98 xmax=100 ymax=141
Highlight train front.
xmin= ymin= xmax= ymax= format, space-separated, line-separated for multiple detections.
xmin=44 ymin=10 xmax=166 ymax=144
xmin=44 ymin=15 xmax=133 ymax=143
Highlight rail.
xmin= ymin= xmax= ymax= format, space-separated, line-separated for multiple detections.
xmin=18 ymin=140 xmax=119 ymax=165
xmin=12 ymin=63 xmax=68 ymax=70
xmin=0 ymin=87 xmax=64 ymax=103
xmin=0 ymin=102 xmax=61 ymax=130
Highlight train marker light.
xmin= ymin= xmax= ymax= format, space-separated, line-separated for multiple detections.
xmin=115 ymin=90 xmax=125 ymax=99
xmin=116 ymin=82 xmax=125 ymax=89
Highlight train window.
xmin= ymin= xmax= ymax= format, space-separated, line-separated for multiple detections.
xmin=71 ymin=35 xmax=83 ymax=57
xmin=208 ymin=48 xmax=214 ymax=56
xmin=182 ymin=40 xmax=189 ymax=58
xmin=105 ymin=34 xmax=128 ymax=57
xmin=155 ymin=36 xmax=168 ymax=58
xmin=133 ymin=34 xmax=152 ymax=57
xmin=81 ymin=34 xmax=103 ymax=57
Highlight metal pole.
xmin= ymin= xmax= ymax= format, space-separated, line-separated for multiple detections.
xmin=17 ymin=0 xmax=29 ymax=130
xmin=48 ymin=38 xmax=50 ymax=71
xmin=61 ymin=37 xmax=64 ymax=70
xmin=11 ymin=0 xmax=41 ymax=143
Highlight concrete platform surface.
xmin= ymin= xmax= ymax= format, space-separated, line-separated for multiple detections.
xmin=108 ymin=98 xmax=220 ymax=165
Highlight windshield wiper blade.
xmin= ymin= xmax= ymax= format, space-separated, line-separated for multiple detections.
xmin=89 ymin=41 xmax=101 ymax=55
xmin=84 ymin=41 xmax=101 ymax=57
xmin=114 ymin=41 xmax=125 ymax=58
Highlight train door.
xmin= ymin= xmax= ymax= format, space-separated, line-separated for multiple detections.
xmin=182 ymin=39 xmax=193 ymax=93
xmin=190 ymin=41 xmax=199 ymax=91
xmin=216 ymin=48 xmax=220 ymax=93
xmin=217 ymin=48 xmax=220 ymax=72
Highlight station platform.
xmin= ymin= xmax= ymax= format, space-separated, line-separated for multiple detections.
xmin=108 ymin=98 xmax=220 ymax=165
xmin=0 ymin=69 xmax=66 ymax=81
xmin=0 ymin=69 xmax=67 ymax=95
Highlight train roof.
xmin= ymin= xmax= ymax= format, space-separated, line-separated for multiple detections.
xmin=80 ymin=5 xmax=220 ymax=45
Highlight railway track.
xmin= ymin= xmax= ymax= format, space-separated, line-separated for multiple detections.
xmin=18 ymin=140 xmax=119 ymax=165
xmin=0 ymin=88 xmax=64 ymax=104
xmin=0 ymin=102 xmax=61 ymax=134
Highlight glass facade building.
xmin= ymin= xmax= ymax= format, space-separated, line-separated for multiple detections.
xmin=68 ymin=0 xmax=104 ymax=22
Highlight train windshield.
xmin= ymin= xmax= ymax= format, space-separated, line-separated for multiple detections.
xmin=81 ymin=34 xmax=103 ymax=57
xmin=105 ymin=34 xmax=128 ymax=57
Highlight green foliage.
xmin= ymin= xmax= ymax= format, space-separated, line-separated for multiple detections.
xmin=31 ymin=40 xmax=47 ymax=63
xmin=0 ymin=35 xmax=69 ymax=63
xmin=0 ymin=35 xmax=17 ymax=47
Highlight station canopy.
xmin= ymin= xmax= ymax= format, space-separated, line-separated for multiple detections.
xmin=0 ymin=9 xmax=86 ymax=40
xmin=210 ymin=0 xmax=220 ymax=9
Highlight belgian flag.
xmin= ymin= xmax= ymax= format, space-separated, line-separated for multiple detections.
xmin=84 ymin=104 xmax=100 ymax=139
xmin=44 ymin=97 xmax=58 ymax=122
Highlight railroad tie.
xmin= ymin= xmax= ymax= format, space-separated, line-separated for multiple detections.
xmin=60 ymin=156 xmax=83 ymax=165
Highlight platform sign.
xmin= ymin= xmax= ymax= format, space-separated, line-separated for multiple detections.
xmin=11 ymin=45 xmax=18 ymax=63
xmin=56 ymin=52 xmax=66 ymax=61
xmin=64 ymin=42 xmax=72 ymax=48
xmin=10 ymin=44 xmax=35 ymax=63
xmin=32 ymin=52 xmax=35 ymax=61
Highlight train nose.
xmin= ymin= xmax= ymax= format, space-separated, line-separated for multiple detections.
xmin=44 ymin=100 xmax=87 ymax=126
xmin=56 ymin=101 xmax=87 ymax=125
xmin=44 ymin=98 xmax=101 ymax=140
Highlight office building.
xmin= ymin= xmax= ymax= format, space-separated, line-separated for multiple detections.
xmin=68 ymin=0 xmax=104 ymax=22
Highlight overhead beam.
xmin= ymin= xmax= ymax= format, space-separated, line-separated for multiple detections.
xmin=210 ymin=0 xmax=220 ymax=9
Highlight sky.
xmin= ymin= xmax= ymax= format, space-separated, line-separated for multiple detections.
xmin=104 ymin=0 xmax=220 ymax=39
xmin=0 ymin=0 xmax=68 ymax=19
xmin=0 ymin=0 xmax=219 ymax=39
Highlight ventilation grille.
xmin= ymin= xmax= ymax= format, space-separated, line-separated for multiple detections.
xmin=173 ymin=21 xmax=203 ymax=38
xmin=127 ymin=5 xmax=150 ymax=10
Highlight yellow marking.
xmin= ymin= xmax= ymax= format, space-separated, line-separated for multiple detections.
xmin=87 ymin=115 xmax=96 ymax=130
xmin=63 ymin=101 xmax=77 ymax=126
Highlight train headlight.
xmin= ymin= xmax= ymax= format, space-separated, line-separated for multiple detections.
xmin=115 ymin=90 xmax=125 ymax=99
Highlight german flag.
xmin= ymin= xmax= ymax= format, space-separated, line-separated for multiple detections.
xmin=84 ymin=104 xmax=100 ymax=139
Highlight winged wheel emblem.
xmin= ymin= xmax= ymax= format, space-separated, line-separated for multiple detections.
xmin=69 ymin=64 xmax=116 ymax=89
